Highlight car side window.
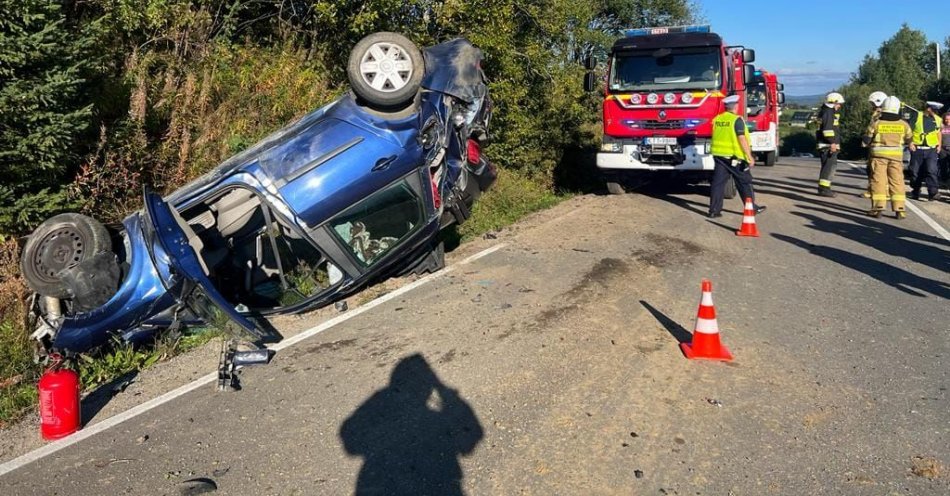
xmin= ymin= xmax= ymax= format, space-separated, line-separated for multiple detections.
xmin=329 ymin=180 xmax=423 ymax=266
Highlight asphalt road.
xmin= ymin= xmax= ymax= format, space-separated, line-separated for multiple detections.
xmin=2 ymin=157 xmax=948 ymax=495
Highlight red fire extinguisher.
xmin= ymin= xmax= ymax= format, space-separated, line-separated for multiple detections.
xmin=38 ymin=355 xmax=81 ymax=440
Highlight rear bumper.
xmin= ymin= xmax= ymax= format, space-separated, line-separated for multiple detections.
xmin=597 ymin=142 xmax=714 ymax=171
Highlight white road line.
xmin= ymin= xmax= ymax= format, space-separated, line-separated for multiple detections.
xmin=0 ymin=243 xmax=507 ymax=478
xmin=843 ymin=161 xmax=950 ymax=242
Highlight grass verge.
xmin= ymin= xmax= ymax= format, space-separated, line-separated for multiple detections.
xmin=458 ymin=169 xmax=566 ymax=241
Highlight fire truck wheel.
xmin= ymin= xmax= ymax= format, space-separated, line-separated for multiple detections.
xmin=606 ymin=181 xmax=626 ymax=195
xmin=723 ymin=179 xmax=737 ymax=199
xmin=763 ymin=151 xmax=777 ymax=167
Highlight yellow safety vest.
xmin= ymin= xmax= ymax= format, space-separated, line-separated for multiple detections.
xmin=913 ymin=113 xmax=940 ymax=146
xmin=711 ymin=111 xmax=751 ymax=162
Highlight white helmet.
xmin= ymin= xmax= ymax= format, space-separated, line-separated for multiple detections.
xmin=881 ymin=95 xmax=901 ymax=115
xmin=825 ymin=92 xmax=845 ymax=106
xmin=868 ymin=91 xmax=887 ymax=108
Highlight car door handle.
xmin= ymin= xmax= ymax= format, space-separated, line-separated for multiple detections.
xmin=372 ymin=155 xmax=397 ymax=171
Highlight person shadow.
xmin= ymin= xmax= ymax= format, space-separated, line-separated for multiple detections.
xmin=339 ymin=354 xmax=483 ymax=495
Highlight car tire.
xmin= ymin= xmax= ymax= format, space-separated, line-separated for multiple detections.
xmin=20 ymin=213 xmax=112 ymax=298
xmin=723 ymin=179 xmax=737 ymax=199
xmin=763 ymin=150 xmax=777 ymax=166
xmin=606 ymin=181 xmax=625 ymax=195
xmin=347 ymin=32 xmax=424 ymax=110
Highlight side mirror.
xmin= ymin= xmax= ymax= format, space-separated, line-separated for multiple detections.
xmin=742 ymin=48 xmax=756 ymax=63
xmin=778 ymin=92 xmax=786 ymax=104
xmin=583 ymin=72 xmax=596 ymax=92
xmin=743 ymin=64 xmax=755 ymax=85
xmin=777 ymin=83 xmax=785 ymax=91
xmin=584 ymin=56 xmax=596 ymax=71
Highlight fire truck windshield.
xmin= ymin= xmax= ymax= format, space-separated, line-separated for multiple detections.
xmin=609 ymin=47 xmax=721 ymax=92
xmin=747 ymin=85 xmax=768 ymax=109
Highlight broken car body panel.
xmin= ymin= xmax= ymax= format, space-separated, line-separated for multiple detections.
xmin=36 ymin=38 xmax=495 ymax=356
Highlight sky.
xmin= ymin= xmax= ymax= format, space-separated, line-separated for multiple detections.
xmin=696 ymin=0 xmax=948 ymax=95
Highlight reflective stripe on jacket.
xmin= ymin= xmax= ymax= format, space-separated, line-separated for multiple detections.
xmin=913 ymin=113 xmax=941 ymax=146
xmin=711 ymin=111 xmax=750 ymax=162
xmin=869 ymin=120 xmax=912 ymax=159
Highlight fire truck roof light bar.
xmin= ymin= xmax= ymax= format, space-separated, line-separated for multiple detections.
xmin=623 ymin=25 xmax=711 ymax=37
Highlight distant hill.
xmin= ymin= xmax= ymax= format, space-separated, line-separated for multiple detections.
xmin=784 ymin=94 xmax=824 ymax=108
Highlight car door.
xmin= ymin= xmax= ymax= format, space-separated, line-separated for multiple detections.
xmin=144 ymin=191 xmax=270 ymax=342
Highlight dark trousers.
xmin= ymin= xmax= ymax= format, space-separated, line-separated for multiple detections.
xmin=818 ymin=148 xmax=838 ymax=189
xmin=910 ymin=148 xmax=939 ymax=196
xmin=709 ymin=156 xmax=755 ymax=215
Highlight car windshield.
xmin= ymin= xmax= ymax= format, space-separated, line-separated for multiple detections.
xmin=610 ymin=46 xmax=721 ymax=91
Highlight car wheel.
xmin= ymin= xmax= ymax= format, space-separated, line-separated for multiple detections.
xmin=723 ymin=179 xmax=737 ymax=199
xmin=347 ymin=32 xmax=424 ymax=110
xmin=763 ymin=150 xmax=777 ymax=166
xmin=20 ymin=213 xmax=111 ymax=298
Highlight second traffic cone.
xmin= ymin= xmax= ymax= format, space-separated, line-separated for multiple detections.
xmin=736 ymin=197 xmax=760 ymax=237
xmin=680 ymin=279 xmax=733 ymax=361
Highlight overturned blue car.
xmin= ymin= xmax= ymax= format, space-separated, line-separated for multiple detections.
xmin=21 ymin=33 xmax=495 ymax=386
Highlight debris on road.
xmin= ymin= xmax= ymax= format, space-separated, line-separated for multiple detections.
xmin=910 ymin=455 xmax=943 ymax=479
xmin=334 ymin=301 xmax=348 ymax=312
xmin=179 ymin=477 xmax=218 ymax=495
xmin=634 ymin=469 xmax=644 ymax=479
xmin=135 ymin=434 xmax=149 ymax=445
xmin=705 ymin=398 xmax=723 ymax=407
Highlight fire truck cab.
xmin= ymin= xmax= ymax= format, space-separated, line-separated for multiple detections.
xmin=745 ymin=69 xmax=785 ymax=166
xmin=587 ymin=25 xmax=756 ymax=195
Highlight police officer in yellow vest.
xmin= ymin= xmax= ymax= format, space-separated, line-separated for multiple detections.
xmin=709 ymin=94 xmax=765 ymax=218
xmin=909 ymin=101 xmax=944 ymax=201
xmin=863 ymin=96 xmax=913 ymax=218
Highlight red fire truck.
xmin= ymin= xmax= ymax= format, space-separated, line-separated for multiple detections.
xmin=745 ymin=69 xmax=785 ymax=166
xmin=585 ymin=25 xmax=757 ymax=196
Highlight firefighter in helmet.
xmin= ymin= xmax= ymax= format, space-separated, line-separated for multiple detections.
xmin=863 ymin=96 xmax=913 ymax=218
xmin=708 ymin=94 xmax=765 ymax=218
xmin=862 ymin=91 xmax=888 ymax=198
xmin=909 ymin=101 xmax=944 ymax=201
xmin=816 ymin=92 xmax=845 ymax=197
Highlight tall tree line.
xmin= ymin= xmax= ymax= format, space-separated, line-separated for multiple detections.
xmin=835 ymin=25 xmax=949 ymax=157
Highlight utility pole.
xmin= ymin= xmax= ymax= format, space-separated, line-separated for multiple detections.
xmin=937 ymin=42 xmax=942 ymax=79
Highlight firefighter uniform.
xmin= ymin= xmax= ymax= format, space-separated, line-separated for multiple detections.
xmin=864 ymin=111 xmax=912 ymax=217
xmin=863 ymin=107 xmax=882 ymax=198
xmin=909 ymin=102 xmax=943 ymax=200
xmin=816 ymin=99 xmax=842 ymax=196
xmin=709 ymin=98 xmax=757 ymax=217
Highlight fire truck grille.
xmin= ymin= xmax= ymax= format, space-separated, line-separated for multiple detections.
xmin=642 ymin=120 xmax=685 ymax=130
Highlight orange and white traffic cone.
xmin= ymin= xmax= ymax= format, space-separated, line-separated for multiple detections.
xmin=680 ymin=279 xmax=733 ymax=361
xmin=736 ymin=197 xmax=760 ymax=237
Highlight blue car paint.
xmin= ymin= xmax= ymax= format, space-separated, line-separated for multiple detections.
xmin=48 ymin=39 xmax=490 ymax=354
xmin=52 ymin=214 xmax=177 ymax=351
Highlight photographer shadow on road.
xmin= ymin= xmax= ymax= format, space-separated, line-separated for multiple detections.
xmin=340 ymin=354 xmax=483 ymax=496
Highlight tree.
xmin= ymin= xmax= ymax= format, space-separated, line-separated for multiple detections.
xmin=0 ymin=0 xmax=96 ymax=235
xmin=835 ymin=25 xmax=939 ymax=157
